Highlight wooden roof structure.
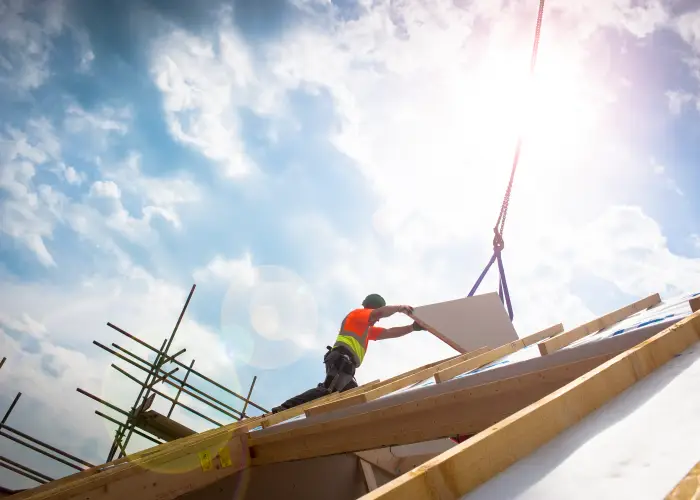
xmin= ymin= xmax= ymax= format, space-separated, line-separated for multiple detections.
xmin=9 ymin=293 xmax=700 ymax=500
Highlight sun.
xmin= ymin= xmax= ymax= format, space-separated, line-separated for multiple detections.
xmin=462 ymin=39 xmax=606 ymax=196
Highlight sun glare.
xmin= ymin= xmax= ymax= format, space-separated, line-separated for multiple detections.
xmin=463 ymin=41 xmax=606 ymax=201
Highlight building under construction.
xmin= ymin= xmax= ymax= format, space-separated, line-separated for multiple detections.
xmin=1 ymin=287 xmax=699 ymax=499
xmin=4 ymin=0 xmax=700 ymax=497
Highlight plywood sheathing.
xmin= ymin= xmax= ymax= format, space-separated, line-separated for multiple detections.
xmin=305 ymin=347 xmax=488 ymax=418
xmin=360 ymin=307 xmax=700 ymax=500
xmin=434 ymin=323 xmax=563 ymax=383
xmin=410 ymin=293 xmax=519 ymax=353
xmin=538 ymin=293 xmax=661 ymax=355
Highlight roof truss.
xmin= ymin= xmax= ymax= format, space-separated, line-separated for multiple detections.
xmin=14 ymin=293 xmax=697 ymax=500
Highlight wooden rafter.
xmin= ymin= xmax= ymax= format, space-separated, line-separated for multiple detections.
xmin=361 ymin=307 xmax=700 ymax=500
xmin=11 ymin=419 xmax=257 ymax=500
xmin=434 ymin=323 xmax=563 ymax=383
xmin=247 ymin=350 xmax=620 ymax=465
xmin=538 ymin=293 xmax=661 ymax=355
xmin=259 ymin=379 xmax=382 ymax=429
xmin=15 ymin=293 xmax=692 ymax=500
xmin=305 ymin=347 xmax=488 ymax=417
xmin=666 ymin=460 xmax=700 ymax=499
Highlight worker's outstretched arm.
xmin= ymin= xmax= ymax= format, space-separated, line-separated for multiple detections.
xmin=377 ymin=322 xmax=426 ymax=340
xmin=369 ymin=305 xmax=414 ymax=324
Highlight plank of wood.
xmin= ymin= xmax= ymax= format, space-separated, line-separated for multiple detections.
xmin=359 ymin=309 xmax=700 ymax=500
xmin=410 ymin=293 xmax=519 ymax=353
xmin=247 ymin=350 xmax=619 ymax=464
xmin=134 ymin=410 xmax=196 ymax=442
xmin=360 ymin=460 xmax=379 ymax=492
xmin=691 ymin=296 xmax=700 ymax=313
xmin=396 ymin=454 xmax=444 ymax=476
xmin=302 ymin=355 xmax=460 ymax=416
xmin=524 ymin=323 xmax=564 ymax=346
xmin=538 ymin=293 xmax=661 ymax=355
xmin=260 ymin=379 xmax=382 ymax=428
xmin=9 ymin=416 xmax=248 ymax=500
xmin=434 ymin=323 xmax=564 ymax=383
xmin=305 ymin=348 xmax=488 ymax=418
xmin=666 ymin=460 xmax=700 ymax=499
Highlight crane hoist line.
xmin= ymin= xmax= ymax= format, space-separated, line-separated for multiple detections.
xmin=467 ymin=0 xmax=547 ymax=321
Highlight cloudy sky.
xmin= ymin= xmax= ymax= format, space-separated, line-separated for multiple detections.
xmin=1 ymin=0 xmax=700 ymax=490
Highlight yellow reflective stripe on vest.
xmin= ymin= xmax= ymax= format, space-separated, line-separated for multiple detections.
xmin=334 ymin=310 xmax=372 ymax=367
xmin=335 ymin=334 xmax=366 ymax=365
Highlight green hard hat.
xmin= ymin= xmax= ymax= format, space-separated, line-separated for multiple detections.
xmin=362 ymin=293 xmax=386 ymax=309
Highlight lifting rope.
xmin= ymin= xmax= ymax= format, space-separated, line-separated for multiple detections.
xmin=467 ymin=0 xmax=547 ymax=321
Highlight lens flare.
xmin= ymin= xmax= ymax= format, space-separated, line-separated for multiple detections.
xmin=220 ymin=264 xmax=320 ymax=370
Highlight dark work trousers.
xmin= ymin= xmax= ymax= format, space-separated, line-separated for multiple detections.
xmin=272 ymin=346 xmax=359 ymax=413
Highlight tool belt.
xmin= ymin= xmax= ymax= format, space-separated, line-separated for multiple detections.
xmin=324 ymin=345 xmax=357 ymax=372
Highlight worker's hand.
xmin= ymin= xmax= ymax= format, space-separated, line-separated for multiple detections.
xmin=411 ymin=321 xmax=426 ymax=331
xmin=396 ymin=305 xmax=414 ymax=315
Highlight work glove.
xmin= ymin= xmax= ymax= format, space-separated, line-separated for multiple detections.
xmin=412 ymin=321 xmax=426 ymax=331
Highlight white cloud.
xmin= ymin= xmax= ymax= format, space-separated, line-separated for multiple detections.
xmin=0 ymin=111 xmax=201 ymax=267
xmin=676 ymin=9 xmax=700 ymax=53
xmin=0 ymin=311 xmax=47 ymax=339
xmin=89 ymin=180 xmax=121 ymax=199
xmin=666 ymin=90 xmax=695 ymax=115
xmin=650 ymin=158 xmax=684 ymax=196
xmin=0 ymin=124 xmax=59 ymax=266
xmin=149 ymin=19 xmax=261 ymax=178
xmin=65 ymin=104 xmax=131 ymax=136
xmin=100 ymin=152 xmax=200 ymax=230
xmin=193 ymin=252 xmax=256 ymax=285
xmin=570 ymin=206 xmax=700 ymax=294
xmin=61 ymin=162 xmax=84 ymax=185
xmin=0 ymin=0 xmax=93 ymax=95
xmin=692 ymin=233 xmax=700 ymax=251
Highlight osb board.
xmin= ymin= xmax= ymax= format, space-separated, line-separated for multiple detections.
xmin=411 ymin=293 xmax=518 ymax=353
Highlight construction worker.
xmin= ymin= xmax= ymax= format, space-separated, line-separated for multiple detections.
xmin=271 ymin=293 xmax=425 ymax=413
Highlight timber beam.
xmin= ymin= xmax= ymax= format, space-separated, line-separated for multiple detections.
xmin=12 ymin=421 xmax=255 ymax=500
xmin=434 ymin=323 xmax=564 ymax=383
xmin=538 ymin=293 xmax=661 ymax=355
xmin=305 ymin=347 xmax=488 ymax=417
xmin=247 ymin=350 xmax=618 ymax=465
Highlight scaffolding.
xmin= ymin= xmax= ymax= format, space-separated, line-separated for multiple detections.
xmin=0 ymin=284 xmax=267 ymax=492
xmin=0 ymin=357 xmax=94 ymax=494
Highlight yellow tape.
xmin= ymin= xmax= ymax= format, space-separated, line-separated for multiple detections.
xmin=219 ymin=446 xmax=232 ymax=468
xmin=198 ymin=450 xmax=212 ymax=471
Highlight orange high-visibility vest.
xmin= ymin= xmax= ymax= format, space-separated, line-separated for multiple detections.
xmin=333 ymin=308 xmax=384 ymax=366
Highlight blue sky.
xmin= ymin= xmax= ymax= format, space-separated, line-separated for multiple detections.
xmin=1 ymin=0 xmax=700 ymax=490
